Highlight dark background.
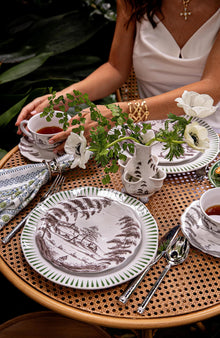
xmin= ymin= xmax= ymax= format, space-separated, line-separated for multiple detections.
xmin=0 ymin=0 xmax=116 ymax=156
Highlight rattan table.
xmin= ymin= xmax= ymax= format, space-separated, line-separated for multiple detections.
xmin=0 ymin=146 xmax=219 ymax=330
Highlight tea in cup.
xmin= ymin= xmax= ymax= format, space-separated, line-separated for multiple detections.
xmin=20 ymin=112 xmax=64 ymax=150
xmin=200 ymin=187 xmax=220 ymax=231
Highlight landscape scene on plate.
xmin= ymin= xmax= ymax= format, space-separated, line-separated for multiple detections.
xmin=36 ymin=196 xmax=142 ymax=273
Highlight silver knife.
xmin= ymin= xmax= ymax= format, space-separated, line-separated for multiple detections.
xmin=119 ymin=225 xmax=180 ymax=304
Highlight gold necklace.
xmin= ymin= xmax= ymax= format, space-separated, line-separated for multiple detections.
xmin=180 ymin=0 xmax=192 ymax=20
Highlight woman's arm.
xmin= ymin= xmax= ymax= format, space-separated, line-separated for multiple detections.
xmin=15 ymin=0 xmax=136 ymax=128
xmin=63 ymin=1 xmax=136 ymax=101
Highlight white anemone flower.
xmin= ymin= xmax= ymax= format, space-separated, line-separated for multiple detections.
xmin=175 ymin=90 xmax=217 ymax=118
xmin=64 ymin=131 xmax=92 ymax=169
xmin=184 ymin=122 xmax=209 ymax=152
xmin=140 ymin=129 xmax=155 ymax=144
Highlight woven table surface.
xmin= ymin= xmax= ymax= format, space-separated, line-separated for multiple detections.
xmin=0 ymin=147 xmax=219 ymax=329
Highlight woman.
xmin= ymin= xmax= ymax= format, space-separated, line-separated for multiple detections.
xmin=16 ymin=0 xmax=220 ymax=153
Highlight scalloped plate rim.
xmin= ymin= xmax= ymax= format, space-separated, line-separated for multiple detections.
xmin=158 ymin=117 xmax=219 ymax=174
xmin=21 ymin=186 xmax=158 ymax=290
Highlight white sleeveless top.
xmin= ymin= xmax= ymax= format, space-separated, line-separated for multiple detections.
xmin=133 ymin=9 xmax=220 ymax=132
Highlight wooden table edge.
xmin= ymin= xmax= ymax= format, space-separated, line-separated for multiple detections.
xmin=1 ymin=259 xmax=219 ymax=329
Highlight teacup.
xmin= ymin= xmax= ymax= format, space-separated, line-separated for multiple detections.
xmin=200 ymin=187 xmax=220 ymax=231
xmin=20 ymin=111 xmax=64 ymax=150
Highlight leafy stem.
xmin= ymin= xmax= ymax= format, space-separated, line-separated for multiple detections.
xmin=42 ymin=89 xmax=193 ymax=183
xmin=146 ymin=137 xmax=185 ymax=146
xmin=105 ymin=136 xmax=141 ymax=150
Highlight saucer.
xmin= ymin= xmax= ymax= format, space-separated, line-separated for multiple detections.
xmin=181 ymin=200 xmax=220 ymax=258
xmin=19 ymin=136 xmax=58 ymax=162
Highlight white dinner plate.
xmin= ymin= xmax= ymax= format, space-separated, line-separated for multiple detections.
xmin=150 ymin=119 xmax=200 ymax=165
xmin=21 ymin=186 xmax=158 ymax=289
xmin=152 ymin=118 xmax=219 ymax=174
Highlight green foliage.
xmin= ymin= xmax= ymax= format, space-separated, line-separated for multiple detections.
xmin=0 ymin=149 xmax=7 ymax=159
xmin=84 ymin=0 xmax=117 ymax=21
xmin=0 ymin=0 xmax=116 ymax=157
xmin=42 ymin=89 xmax=151 ymax=183
xmin=43 ymin=90 xmax=191 ymax=184
xmin=40 ymin=89 xmax=70 ymax=130
xmin=0 ymin=95 xmax=29 ymax=127
xmin=147 ymin=113 xmax=191 ymax=161
xmin=0 ymin=53 xmax=52 ymax=85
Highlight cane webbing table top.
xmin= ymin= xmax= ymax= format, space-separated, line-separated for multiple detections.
xmin=0 ymin=146 xmax=219 ymax=329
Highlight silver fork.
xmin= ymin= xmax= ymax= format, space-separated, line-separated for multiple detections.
xmin=2 ymin=174 xmax=65 ymax=245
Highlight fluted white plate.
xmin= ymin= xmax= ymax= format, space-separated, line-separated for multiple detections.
xmin=152 ymin=118 xmax=219 ymax=174
xmin=21 ymin=186 xmax=158 ymax=289
xmin=117 ymin=118 xmax=219 ymax=174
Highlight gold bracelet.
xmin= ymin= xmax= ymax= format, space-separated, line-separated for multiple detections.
xmin=127 ymin=100 xmax=150 ymax=122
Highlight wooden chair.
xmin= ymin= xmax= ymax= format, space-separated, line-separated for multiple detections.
xmin=116 ymin=67 xmax=140 ymax=102
xmin=0 ymin=311 xmax=111 ymax=338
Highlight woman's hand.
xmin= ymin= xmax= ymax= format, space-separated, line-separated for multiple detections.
xmin=15 ymin=94 xmax=51 ymax=134
xmin=15 ymin=91 xmax=66 ymax=134
xmin=50 ymin=105 xmax=114 ymax=154
xmin=49 ymin=109 xmax=99 ymax=154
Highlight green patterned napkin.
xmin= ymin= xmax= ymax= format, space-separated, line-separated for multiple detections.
xmin=0 ymin=154 xmax=74 ymax=229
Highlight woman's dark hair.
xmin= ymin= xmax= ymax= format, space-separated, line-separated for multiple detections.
xmin=125 ymin=0 xmax=163 ymax=28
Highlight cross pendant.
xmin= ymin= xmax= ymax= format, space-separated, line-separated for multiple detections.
xmin=180 ymin=8 xmax=192 ymax=20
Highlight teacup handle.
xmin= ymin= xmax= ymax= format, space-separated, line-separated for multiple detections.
xmin=20 ymin=120 xmax=32 ymax=138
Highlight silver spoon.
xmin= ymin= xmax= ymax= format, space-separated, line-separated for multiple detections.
xmin=137 ymin=236 xmax=190 ymax=315
xmin=119 ymin=225 xmax=180 ymax=304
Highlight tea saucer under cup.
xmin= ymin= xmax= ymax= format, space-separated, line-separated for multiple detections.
xmin=19 ymin=135 xmax=58 ymax=162
xmin=181 ymin=200 xmax=220 ymax=258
